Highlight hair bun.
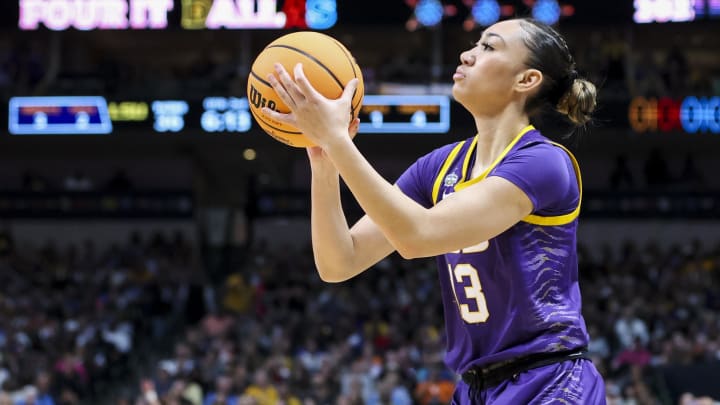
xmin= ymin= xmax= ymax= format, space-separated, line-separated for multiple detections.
xmin=556 ymin=78 xmax=597 ymax=126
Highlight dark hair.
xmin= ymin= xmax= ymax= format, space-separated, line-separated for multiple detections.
xmin=518 ymin=19 xmax=597 ymax=127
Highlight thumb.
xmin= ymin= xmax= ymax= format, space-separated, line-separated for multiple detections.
xmin=341 ymin=78 xmax=360 ymax=102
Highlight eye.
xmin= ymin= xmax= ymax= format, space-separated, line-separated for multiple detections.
xmin=480 ymin=42 xmax=494 ymax=51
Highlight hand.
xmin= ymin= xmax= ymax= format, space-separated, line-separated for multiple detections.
xmin=262 ymin=63 xmax=360 ymax=149
xmin=307 ymin=117 xmax=360 ymax=165
xmin=140 ymin=379 xmax=155 ymax=393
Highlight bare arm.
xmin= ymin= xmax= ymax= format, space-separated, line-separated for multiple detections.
xmin=323 ymin=137 xmax=533 ymax=258
xmin=263 ymin=63 xmax=533 ymax=259
xmin=308 ymin=132 xmax=395 ymax=283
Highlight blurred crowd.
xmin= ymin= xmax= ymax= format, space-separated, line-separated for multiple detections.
xmin=0 ymin=231 xmax=200 ymax=404
xmin=118 ymin=238 xmax=720 ymax=405
xmin=0 ymin=229 xmax=719 ymax=405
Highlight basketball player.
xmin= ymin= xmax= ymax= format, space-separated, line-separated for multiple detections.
xmin=262 ymin=18 xmax=606 ymax=404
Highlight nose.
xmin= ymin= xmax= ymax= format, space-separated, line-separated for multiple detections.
xmin=460 ymin=50 xmax=474 ymax=65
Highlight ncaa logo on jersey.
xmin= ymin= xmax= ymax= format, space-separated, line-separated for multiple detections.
xmin=444 ymin=173 xmax=459 ymax=187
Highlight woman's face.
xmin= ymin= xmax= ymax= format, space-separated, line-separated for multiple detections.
xmin=452 ymin=20 xmax=531 ymax=115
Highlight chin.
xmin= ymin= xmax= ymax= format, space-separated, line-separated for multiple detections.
xmin=451 ymin=85 xmax=465 ymax=103
xmin=452 ymin=87 xmax=472 ymax=110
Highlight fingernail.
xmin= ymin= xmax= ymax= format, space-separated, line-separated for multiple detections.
xmin=274 ymin=63 xmax=282 ymax=71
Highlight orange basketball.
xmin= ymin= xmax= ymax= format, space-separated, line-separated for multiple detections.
xmin=247 ymin=31 xmax=364 ymax=148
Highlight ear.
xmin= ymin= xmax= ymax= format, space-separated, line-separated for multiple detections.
xmin=514 ymin=68 xmax=543 ymax=94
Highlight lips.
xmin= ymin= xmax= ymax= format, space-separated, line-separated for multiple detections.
xmin=453 ymin=68 xmax=465 ymax=80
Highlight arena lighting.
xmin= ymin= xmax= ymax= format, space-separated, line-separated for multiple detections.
xmin=415 ymin=0 xmax=444 ymax=27
xmin=531 ymin=0 xmax=561 ymax=25
xmin=628 ymin=96 xmax=720 ymax=134
xmin=472 ymin=0 xmax=501 ymax=27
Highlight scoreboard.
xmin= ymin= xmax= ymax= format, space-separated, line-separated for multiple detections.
xmin=358 ymin=95 xmax=450 ymax=134
xmin=9 ymin=96 xmax=113 ymax=135
xmin=6 ymin=95 xmax=451 ymax=135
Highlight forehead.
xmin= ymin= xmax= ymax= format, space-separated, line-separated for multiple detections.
xmin=481 ymin=19 xmax=524 ymax=43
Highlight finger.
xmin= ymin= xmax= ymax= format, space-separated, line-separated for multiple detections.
xmin=342 ymin=78 xmax=360 ymax=103
xmin=293 ymin=63 xmax=322 ymax=100
xmin=349 ymin=117 xmax=360 ymax=139
xmin=274 ymin=63 xmax=306 ymax=103
xmin=261 ymin=107 xmax=296 ymax=126
xmin=267 ymin=73 xmax=297 ymax=109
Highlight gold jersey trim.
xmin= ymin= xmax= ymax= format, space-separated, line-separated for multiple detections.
xmin=431 ymin=141 xmax=466 ymax=205
xmin=454 ymin=125 xmax=536 ymax=191
xmin=522 ymin=141 xmax=582 ymax=226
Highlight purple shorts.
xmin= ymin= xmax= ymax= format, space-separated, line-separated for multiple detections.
xmin=452 ymin=359 xmax=606 ymax=404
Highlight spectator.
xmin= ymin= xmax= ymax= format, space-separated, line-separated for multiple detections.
xmin=106 ymin=170 xmax=134 ymax=192
xmin=203 ymin=375 xmax=237 ymax=405
xmin=63 ymin=171 xmax=93 ymax=192
xmin=609 ymin=155 xmax=635 ymax=190
xmin=679 ymin=392 xmax=718 ymax=405
xmin=243 ymin=369 xmax=277 ymax=405
xmin=414 ymin=368 xmax=454 ymax=405
xmin=613 ymin=337 xmax=652 ymax=371
xmin=21 ymin=170 xmax=49 ymax=192
xmin=275 ymin=383 xmax=301 ymax=405
xmin=662 ymin=44 xmax=689 ymax=97
xmin=644 ymin=148 xmax=672 ymax=189
xmin=679 ymin=154 xmax=705 ymax=189
xmin=615 ymin=307 xmax=650 ymax=349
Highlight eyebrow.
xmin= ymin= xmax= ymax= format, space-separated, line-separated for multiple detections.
xmin=479 ymin=31 xmax=506 ymax=45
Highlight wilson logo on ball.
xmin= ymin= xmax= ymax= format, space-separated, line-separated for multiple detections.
xmin=248 ymin=85 xmax=278 ymax=111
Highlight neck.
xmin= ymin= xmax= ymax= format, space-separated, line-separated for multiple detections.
xmin=471 ymin=107 xmax=530 ymax=173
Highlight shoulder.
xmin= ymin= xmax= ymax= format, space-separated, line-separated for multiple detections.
xmin=512 ymin=140 xmax=572 ymax=166
xmin=493 ymin=138 xmax=578 ymax=213
xmin=505 ymin=129 xmax=575 ymax=172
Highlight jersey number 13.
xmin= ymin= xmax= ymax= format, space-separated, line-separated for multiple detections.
xmin=448 ymin=262 xmax=490 ymax=324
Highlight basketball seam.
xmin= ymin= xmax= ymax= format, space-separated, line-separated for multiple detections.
xmin=329 ymin=39 xmax=363 ymax=118
xmin=265 ymin=44 xmax=345 ymax=91
xmin=249 ymin=107 xmax=302 ymax=135
xmin=330 ymin=39 xmax=358 ymax=79
xmin=249 ymin=70 xmax=273 ymax=88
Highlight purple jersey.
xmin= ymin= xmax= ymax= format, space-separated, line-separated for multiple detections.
xmin=396 ymin=125 xmax=589 ymax=375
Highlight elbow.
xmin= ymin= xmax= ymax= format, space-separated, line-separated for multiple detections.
xmin=316 ymin=268 xmax=346 ymax=283
xmin=315 ymin=261 xmax=353 ymax=283
xmin=395 ymin=244 xmax=423 ymax=260
xmin=392 ymin=233 xmax=427 ymax=260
